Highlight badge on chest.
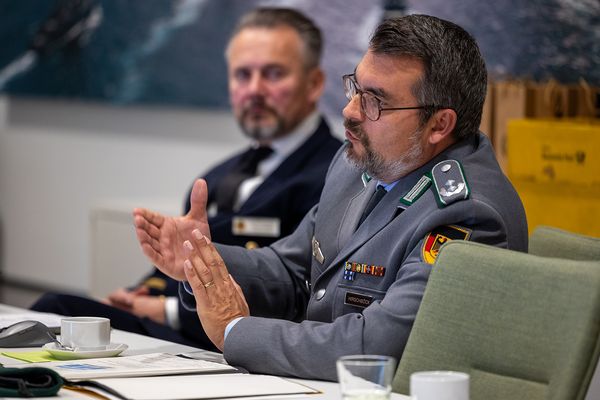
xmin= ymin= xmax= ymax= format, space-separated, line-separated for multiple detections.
xmin=232 ymin=216 xmax=280 ymax=237
xmin=343 ymin=261 xmax=386 ymax=281
xmin=344 ymin=291 xmax=373 ymax=308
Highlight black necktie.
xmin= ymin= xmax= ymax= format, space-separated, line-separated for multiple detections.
xmin=357 ymin=185 xmax=387 ymax=227
xmin=215 ymin=146 xmax=273 ymax=212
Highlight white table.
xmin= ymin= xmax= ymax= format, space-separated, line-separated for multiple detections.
xmin=1 ymin=303 xmax=410 ymax=400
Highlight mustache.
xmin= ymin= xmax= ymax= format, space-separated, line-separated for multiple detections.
xmin=241 ymin=97 xmax=277 ymax=117
xmin=243 ymin=96 xmax=267 ymax=109
xmin=344 ymin=118 xmax=363 ymax=137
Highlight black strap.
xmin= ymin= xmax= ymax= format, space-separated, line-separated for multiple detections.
xmin=357 ymin=185 xmax=387 ymax=227
xmin=215 ymin=146 xmax=273 ymax=212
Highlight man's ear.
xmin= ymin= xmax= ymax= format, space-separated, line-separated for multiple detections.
xmin=306 ymin=67 xmax=325 ymax=103
xmin=427 ymin=108 xmax=457 ymax=145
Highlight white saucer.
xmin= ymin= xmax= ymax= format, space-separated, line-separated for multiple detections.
xmin=43 ymin=342 xmax=128 ymax=360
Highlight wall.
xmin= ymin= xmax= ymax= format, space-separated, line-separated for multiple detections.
xmin=0 ymin=96 xmax=245 ymax=294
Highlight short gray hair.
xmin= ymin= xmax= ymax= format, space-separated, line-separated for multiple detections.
xmin=369 ymin=14 xmax=487 ymax=139
xmin=226 ymin=7 xmax=322 ymax=70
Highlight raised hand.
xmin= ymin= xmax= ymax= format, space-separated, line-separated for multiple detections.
xmin=183 ymin=229 xmax=249 ymax=351
xmin=133 ymin=179 xmax=211 ymax=281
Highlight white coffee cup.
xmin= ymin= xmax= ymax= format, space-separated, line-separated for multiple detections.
xmin=410 ymin=371 xmax=469 ymax=400
xmin=60 ymin=317 xmax=111 ymax=351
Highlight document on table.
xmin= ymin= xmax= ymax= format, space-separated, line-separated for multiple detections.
xmin=13 ymin=352 xmax=238 ymax=380
xmin=92 ymin=373 xmax=320 ymax=400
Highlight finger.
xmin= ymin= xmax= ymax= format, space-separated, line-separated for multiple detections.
xmin=192 ymin=230 xmax=230 ymax=284
xmin=208 ymin=240 xmax=231 ymax=283
xmin=187 ymin=179 xmax=208 ymax=220
xmin=135 ymin=228 xmax=162 ymax=254
xmin=117 ymin=290 xmax=136 ymax=305
xmin=139 ymin=287 xmax=150 ymax=295
xmin=184 ymin=240 xmax=214 ymax=289
xmin=132 ymin=286 xmax=150 ymax=296
xmin=106 ymin=290 xmax=126 ymax=304
xmin=184 ymin=259 xmax=209 ymax=308
xmin=230 ymin=275 xmax=245 ymax=300
xmin=230 ymin=276 xmax=250 ymax=316
xmin=140 ymin=242 xmax=165 ymax=267
xmin=133 ymin=208 xmax=166 ymax=229
xmin=134 ymin=215 xmax=162 ymax=241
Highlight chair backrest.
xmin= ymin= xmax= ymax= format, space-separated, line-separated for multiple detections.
xmin=529 ymin=225 xmax=600 ymax=261
xmin=529 ymin=225 xmax=600 ymax=400
xmin=392 ymin=241 xmax=600 ymax=400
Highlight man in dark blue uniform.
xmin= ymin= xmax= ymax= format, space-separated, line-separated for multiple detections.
xmin=31 ymin=8 xmax=341 ymax=349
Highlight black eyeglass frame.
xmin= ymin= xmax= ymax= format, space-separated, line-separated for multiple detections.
xmin=342 ymin=73 xmax=441 ymax=121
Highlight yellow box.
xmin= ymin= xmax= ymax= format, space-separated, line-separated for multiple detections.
xmin=507 ymin=119 xmax=600 ymax=186
xmin=511 ymin=180 xmax=600 ymax=237
xmin=507 ymin=119 xmax=600 ymax=236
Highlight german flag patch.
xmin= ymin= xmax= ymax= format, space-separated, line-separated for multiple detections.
xmin=422 ymin=225 xmax=471 ymax=264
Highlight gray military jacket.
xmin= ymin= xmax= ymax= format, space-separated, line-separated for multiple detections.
xmin=181 ymin=133 xmax=528 ymax=381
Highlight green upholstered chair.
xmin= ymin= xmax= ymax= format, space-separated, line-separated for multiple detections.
xmin=392 ymin=241 xmax=600 ymax=400
xmin=529 ymin=225 xmax=600 ymax=261
xmin=528 ymin=225 xmax=600 ymax=400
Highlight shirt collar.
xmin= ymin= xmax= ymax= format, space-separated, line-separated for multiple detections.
xmin=378 ymin=180 xmax=399 ymax=192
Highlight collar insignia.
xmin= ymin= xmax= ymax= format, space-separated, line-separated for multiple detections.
xmin=361 ymin=172 xmax=372 ymax=187
xmin=400 ymin=175 xmax=432 ymax=206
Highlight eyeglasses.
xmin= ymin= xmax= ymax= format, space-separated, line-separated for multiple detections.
xmin=342 ymin=73 xmax=435 ymax=121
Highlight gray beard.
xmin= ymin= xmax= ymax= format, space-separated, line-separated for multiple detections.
xmin=240 ymin=122 xmax=280 ymax=141
xmin=344 ymin=127 xmax=424 ymax=182
xmin=239 ymin=104 xmax=285 ymax=141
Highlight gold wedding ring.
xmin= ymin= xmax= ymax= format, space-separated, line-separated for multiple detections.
xmin=203 ymin=281 xmax=215 ymax=288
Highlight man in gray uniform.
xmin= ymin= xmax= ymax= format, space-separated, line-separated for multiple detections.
xmin=133 ymin=14 xmax=528 ymax=380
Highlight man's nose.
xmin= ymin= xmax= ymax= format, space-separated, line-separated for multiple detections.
xmin=247 ymin=72 xmax=267 ymax=95
xmin=342 ymin=94 xmax=364 ymax=121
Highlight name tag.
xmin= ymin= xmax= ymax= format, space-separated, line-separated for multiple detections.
xmin=232 ymin=217 xmax=280 ymax=238
xmin=344 ymin=292 xmax=373 ymax=308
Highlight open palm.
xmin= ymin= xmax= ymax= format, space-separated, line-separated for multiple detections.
xmin=133 ymin=179 xmax=211 ymax=281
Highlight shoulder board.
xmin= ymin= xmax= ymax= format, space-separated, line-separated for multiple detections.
xmin=430 ymin=160 xmax=470 ymax=207
xmin=143 ymin=277 xmax=167 ymax=291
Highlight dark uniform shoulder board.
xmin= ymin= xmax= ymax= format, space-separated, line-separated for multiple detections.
xmin=400 ymin=175 xmax=432 ymax=206
xmin=422 ymin=225 xmax=472 ymax=264
xmin=143 ymin=277 xmax=167 ymax=291
xmin=361 ymin=172 xmax=372 ymax=187
xmin=431 ymin=160 xmax=470 ymax=207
